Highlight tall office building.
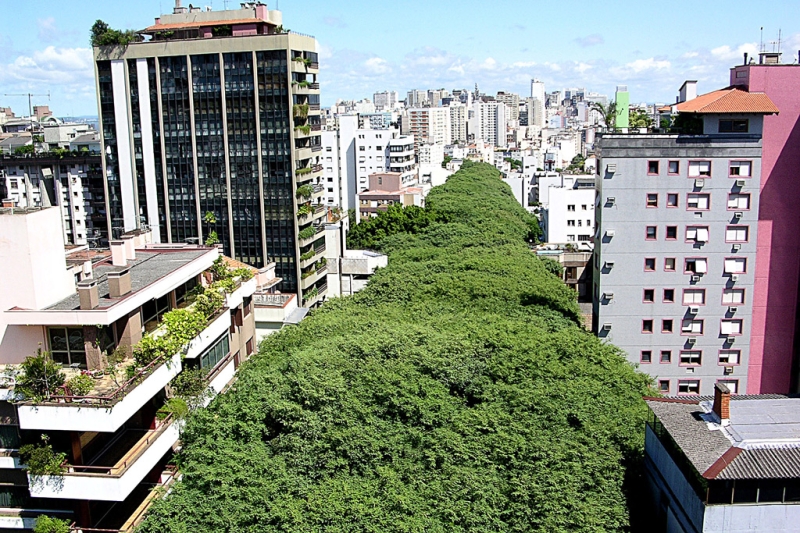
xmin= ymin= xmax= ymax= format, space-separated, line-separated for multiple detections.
xmin=471 ymin=103 xmax=506 ymax=147
xmin=495 ymin=91 xmax=520 ymax=121
xmin=594 ymin=81 xmax=778 ymax=396
xmin=94 ymin=1 xmax=328 ymax=304
xmin=530 ymin=79 xmax=545 ymax=128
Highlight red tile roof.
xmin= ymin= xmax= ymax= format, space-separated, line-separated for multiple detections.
xmin=676 ymin=88 xmax=779 ymax=114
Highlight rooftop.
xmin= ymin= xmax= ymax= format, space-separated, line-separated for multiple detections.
xmin=647 ymin=395 xmax=800 ymax=480
xmin=676 ymin=87 xmax=779 ymax=115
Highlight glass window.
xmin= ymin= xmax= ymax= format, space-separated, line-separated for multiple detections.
xmin=678 ymin=380 xmax=700 ymax=395
xmin=681 ymin=319 xmax=704 ymax=334
xmin=646 ymin=226 xmax=657 ymax=240
xmin=726 ymin=226 xmax=748 ymax=242
xmin=724 ymin=258 xmax=747 ymax=274
xmin=643 ymin=289 xmax=654 ymax=302
xmin=683 ymin=289 xmax=706 ymax=305
xmin=729 ymin=161 xmax=752 ymax=177
xmin=688 ymin=161 xmax=711 ymax=177
xmin=199 ymin=334 xmax=230 ymax=371
xmin=648 ymin=161 xmax=659 ymax=174
xmin=721 ymin=320 xmax=743 ymax=335
xmin=728 ymin=193 xmax=750 ymax=209
xmin=687 ymin=194 xmax=710 ymax=210
xmin=668 ymin=161 xmax=680 ymax=174
xmin=680 ymin=351 xmax=702 ymax=365
xmin=667 ymin=193 xmax=678 ymax=207
xmin=660 ymin=350 xmax=671 ymax=363
xmin=664 ymin=258 xmax=676 ymax=271
xmin=719 ymin=350 xmax=740 ymax=365
xmin=646 ymin=194 xmax=658 ymax=207
xmin=663 ymin=289 xmax=675 ymax=302
xmin=48 ymin=327 xmax=87 ymax=367
xmin=722 ymin=289 xmax=745 ymax=305
xmin=720 ymin=120 xmax=749 ymax=133
xmin=641 ymin=351 xmax=652 ymax=363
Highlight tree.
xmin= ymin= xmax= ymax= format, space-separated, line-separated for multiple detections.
xmin=14 ymin=145 xmax=34 ymax=156
xmin=203 ymin=212 xmax=218 ymax=246
xmin=590 ymin=100 xmax=618 ymax=131
xmin=90 ymin=19 xmax=140 ymax=47
xmin=16 ymin=350 xmax=65 ymax=401
xmin=138 ymin=163 xmax=652 ymax=533
xmin=33 ymin=515 xmax=70 ymax=533
xmin=629 ymin=110 xmax=653 ymax=129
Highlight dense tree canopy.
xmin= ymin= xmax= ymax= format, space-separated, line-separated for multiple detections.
xmin=138 ymin=162 xmax=651 ymax=533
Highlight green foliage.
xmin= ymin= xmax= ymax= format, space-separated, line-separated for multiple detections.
xmin=566 ymin=154 xmax=586 ymax=173
xmin=193 ymin=287 xmax=225 ymax=320
xmin=629 ymin=110 xmax=653 ymax=129
xmin=590 ymin=100 xmax=617 ymax=130
xmin=138 ymin=163 xmax=651 ymax=533
xmin=65 ymin=374 xmax=94 ymax=397
xmin=504 ymin=157 xmax=522 ymax=170
xmin=157 ymin=397 xmax=189 ymax=421
xmin=293 ymin=104 xmax=309 ymax=118
xmin=297 ymin=204 xmax=312 ymax=217
xmin=295 ymin=184 xmax=314 ymax=199
xmin=204 ymin=231 xmax=219 ymax=246
xmin=539 ymin=256 xmax=565 ymax=277
xmin=33 ymin=515 xmax=70 ymax=533
xmin=296 ymin=167 xmax=312 ymax=176
xmin=671 ymin=113 xmax=704 ymax=134
xmin=347 ymin=204 xmax=434 ymax=250
xmin=298 ymin=225 xmax=317 ymax=241
xmin=20 ymin=435 xmax=66 ymax=477
xmin=14 ymin=145 xmax=34 ymax=156
xmin=17 ymin=351 xmax=65 ymax=401
xmin=442 ymin=154 xmax=453 ymax=168
xmin=164 ymin=309 xmax=208 ymax=348
xmin=203 ymin=211 xmax=217 ymax=225
xmin=230 ymin=267 xmax=254 ymax=281
xmin=295 ymin=124 xmax=311 ymax=135
xmin=90 ymin=19 xmax=139 ymax=47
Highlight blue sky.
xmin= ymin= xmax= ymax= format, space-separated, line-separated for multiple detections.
xmin=0 ymin=0 xmax=797 ymax=116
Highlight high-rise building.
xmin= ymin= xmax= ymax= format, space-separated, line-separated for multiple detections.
xmin=449 ymin=104 xmax=467 ymax=144
xmin=530 ymin=79 xmax=545 ymax=128
xmin=407 ymin=107 xmax=451 ymax=154
xmin=496 ymin=91 xmax=520 ymax=121
xmin=471 ymin=103 xmax=506 ymax=147
xmin=593 ymin=81 xmax=778 ymax=396
xmin=373 ymin=90 xmax=399 ymax=110
xmin=93 ymin=1 xmax=327 ymax=303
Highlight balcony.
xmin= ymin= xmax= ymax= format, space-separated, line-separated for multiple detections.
xmin=28 ymin=417 xmax=181 ymax=501
xmin=298 ymin=204 xmax=326 ymax=225
xmin=300 ymin=264 xmax=328 ymax=290
xmin=295 ymin=146 xmax=313 ymax=161
xmin=299 ymin=244 xmax=326 ymax=269
xmin=17 ymin=352 xmax=183 ymax=433
xmin=224 ymin=277 xmax=257 ymax=311
xmin=298 ymin=225 xmax=325 ymax=247
xmin=303 ymin=283 xmax=328 ymax=307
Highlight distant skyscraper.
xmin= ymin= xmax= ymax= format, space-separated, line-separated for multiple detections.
xmin=530 ymin=79 xmax=545 ymax=128
xmin=373 ymin=90 xmax=398 ymax=110
xmin=496 ymin=92 xmax=520 ymax=121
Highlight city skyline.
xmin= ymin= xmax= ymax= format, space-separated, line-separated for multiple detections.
xmin=0 ymin=0 xmax=797 ymax=116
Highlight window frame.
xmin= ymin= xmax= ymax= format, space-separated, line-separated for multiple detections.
xmin=681 ymin=318 xmax=704 ymax=335
xmin=687 ymin=193 xmax=711 ymax=211
xmin=668 ymin=161 xmax=680 ymax=175
xmin=646 ymin=226 xmax=657 ymax=241
xmin=688 ymin=160 xmax=712 ymax=177
xmin=660 ymin=350 xmax=672 ymax=364
xmin=679 ymin=350 xmax=703 ymax=367
xmin=729 ymin=160 xmax=753 ymax=178
xmin=718 ymin=349 xmax=741 ymax=366
xmin=727 ymin=192 xmax=751 ymax=211
xmin=663 ymin=288 xmax=675 ymax=303
xmin=685 ymin=226 xmax=710 ymax=243
xmin=644 ymin=258 xmax=656 ymax=271
xmin=646 ymin=193 xmax=659 ymax=208
xmin=678 ymin=379 xmax=701 ymax=395
xmin=647 ymin=161 xmax=660 ymax=175
xmin=725 ymin=225 xmax=749 ymax=243
xmin=720 ymin=319 xmax=744 ymax=336
xmin=722 ymin=288 xmax=746 ymax=306
xmin=664 ymin=258 xmax=676 ymax=272
xmin=658 ymin=380 xmax=671 ymax=394
xmin=642 ymin=319 xmax=654 ymax=334
xmin=643 ymin=289 xmax=655 ymax=303
xmin=719 ymin=120 xmax=749 ymax=134
xmin=682 ymin=288 xmax=707 ymax=306
xmin=666 ymin=193 xmax=679 ymax=208
xmin=724 ymin=257 xmax=748 ymax=274
xmin=666 ymin=226 xmax=678 ymax=240
xmin=684 ymin=257 xmax=709 ymax=275
xmin=716 ymin=379 xmax=739 ymax=394
xmin=640 ymin=350 xmax=652 ymax=364
xmin=662 ymin=319 xmax=674 ymax=333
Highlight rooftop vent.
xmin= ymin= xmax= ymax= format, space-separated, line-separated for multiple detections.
xmin=78 ymin=279 xmax=99 ymax=310
xmin=713 ymin=382 xmax=731 ymax=425
xmin=107 ymin=268 xmax=132 ymax=298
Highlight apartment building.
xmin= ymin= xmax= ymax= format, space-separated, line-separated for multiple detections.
xmin=0 ymin=154 xmax=108 ymax=247
xmin=542 ymin=182 xmax=595 ymax=249
xmin=530 ymin=79 xmax=546 ymax=128
xmin=407 ymin=107 xmax=451 ymax=155
xmin=495 ymin=91 xmax=520 ymax=122
xmin=357 ymin=172 xmax=423 ymax=221
xmin=373 ymin=90 xmax=399 ymax=111
xmin=449 ymin=104 xmax=467 ymax=144
xmin=471 ymin=103 xmax=506 ymax=147
xmin=93 ymin=1 xmax=328 ymax=306
xmin=0 ymin=206 xmax=256 ymax=530
xmin=593 ymin=83 xmax=778 ymax=396
xmin=645 ymin=385 xmax=800 ymax=532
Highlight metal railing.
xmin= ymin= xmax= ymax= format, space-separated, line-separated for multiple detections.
xmin=253 ymin=293 xmax=293 ymax=307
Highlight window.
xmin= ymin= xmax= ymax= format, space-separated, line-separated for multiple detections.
xmin=641 ymin=350 xmax=652 ymax=363
xmin=719 ymin=350 xmax=740 ymax=365
xmin=724 ymin=258 xmax=747 ymax=274
xmin=175 ymin=277 xmax=199 ymax=308
xmin=668 ymin=161 xmax=680 ymax=174
xmin=645 ymin=258 xmax=656 ymax=271
xmin=642 ymin=319 xmax=654 ymax=333
xmin=683 ymin=289 xmax=706 ymax=305
xmin=200 ymin=334 xmax=230 ymax=371
xmin=687 ymin=194 xmax=710 ymax=210
xmin=646 ymin=226 xmax=657 ymax=240
xmin=567 ymin=235 xmax=575 ymax=241
xmin=726 ymin=226 xmax=749 ymax=242
xmin=681 ymin=319 xmax=704 ymax=334
xmin=582 ymin=204 xmax=588 ymax=210
xmin=567 ymin=204 xmax=576 ymax=211
xmin=721 ymin=319 xmax=743 ymax=335
xmin=646 ymin=194 xmax=658 ymax=207
xmin=567 ymin=220 xmax=576 ymax=227
xmin=680 ymin=351 xmax=702 ymax=366
xmin=729 ymin=161 xmax=752 ymax=177
xmin=719 ymin=119 xmax=749 ymax=133
xmin=663 ymin=289 xmax=675 ymax=303
xmin=662 ymin=319 xmax=674 ymax=333
xmin=660 ymin=350 xmax=672 ymax=363
xmin=688 ymin=161 xmax=711 ymax=177
xmin=666 ymin=226 xmax=677 ymax=240
xmin=658 ymin=380 xmax=670 ymax=394
xmin=664 ymin=258 xmax=676 ymax=271
xmin=667 ymin=193 xmax=678 ymax=207
xmin=722 ymin=289 xmax=745 ymax=305
xmin=578 ymin=234 xmax=592 ymax=241
xmin=686 ymin=226 xmax=709 ymax=243
xmin=142 ymin=294 xmax=171 ymax=333
xmin=717 ymin=379 xmax=739 ymax=394
xmin=648 ymin=161 xmax=660 ymax=174
xmin=643 ymin=289 xmax=655 ymax=303
xmin=246 ymin=337 xmax=255 ymax=355
xmin=678 ymin=380 xmax=700 ymax=395
xmin=685 ymin=258 xmax=708 ymax=274
xmin=728 ymin=193 xmax=751 ymax=210
xmin=48 ymin=327 xmax=87 ymax=368
xmin=243 ymin=296 xmax=252 ymax=317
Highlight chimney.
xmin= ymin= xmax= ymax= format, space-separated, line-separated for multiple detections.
xmin=110 ymin=240 xmax=127 ymax=267
xmin=78 ymin=279 xmax=99 ymax=310
xmin=743 ymin=52 xmax=748 ymax=66
xmin=107 ymin=268 xmax=132 ymax=298
xmin=122 ymin=235 xmax=136 ymax=262
xmin=1 ymin=199 xmax=13 ymax=208
xmin=712 ymin=382 xmax=731 ymax=425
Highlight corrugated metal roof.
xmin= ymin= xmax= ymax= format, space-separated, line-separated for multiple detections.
xmin=716 ymin=446 xmax=800 ymax=480
xmin=676 ymin=88 xmax=779 ymax=114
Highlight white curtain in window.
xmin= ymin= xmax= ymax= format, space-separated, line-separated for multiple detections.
xmin=724 ymin=258 xmax=746 ymax=273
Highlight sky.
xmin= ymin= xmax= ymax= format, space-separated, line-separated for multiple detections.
xmin=0 ymin=0 xmax=798 ymax=117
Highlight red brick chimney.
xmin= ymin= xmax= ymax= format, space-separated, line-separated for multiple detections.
xmin=713 ymin=382 xmax=731 ymax=425
xmin=1 ymin=199 xmax=14 ymax=208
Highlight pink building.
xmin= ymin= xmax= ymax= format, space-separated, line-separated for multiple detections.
xmin=730 ymin=53 xmax=800 ymax=393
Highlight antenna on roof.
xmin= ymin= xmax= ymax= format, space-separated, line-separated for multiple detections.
xmin=760 ymin=27 xmax=764 ymax=53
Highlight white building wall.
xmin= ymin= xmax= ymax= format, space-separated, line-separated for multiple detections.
xmin=544 ymin=186 xmax=595 ymax=247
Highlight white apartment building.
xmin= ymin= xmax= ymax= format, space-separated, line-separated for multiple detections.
xmin=449 ymin=104 xmax=467 ymax=144
xmin=496 ymin=92 xmax=520 ymax=121
xmin=408 ymin=107 xmax=451 ymax=154
xmin=543 ymin=184 xmax=596 ymax=248
xmin=471 ymin=103 xmax=506 ymax=147
xmin=406 ymin=90 xmax=428 ymax=107
xmin=373 ymin=90 xmax=399 ymax=110
xmin=418 ymin=143 xmax=444 ymax=167
xmin=530 ymin=80 xmax=546 ymax=128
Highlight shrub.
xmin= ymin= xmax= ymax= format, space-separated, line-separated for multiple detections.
xmin=230 ymin=267 xmax=254 ymax=281
xmin=65 ymin=374 xmax=94 ymax=397
xmin=17 ymin=351 xmax=65 ymax=401
xmin=19 ymin=435 xmax=66 ymax=477
xmin=33 ymin=515 xmax=70 ymax=533
xmin=298 ymin=226 xmax=317 ymax=240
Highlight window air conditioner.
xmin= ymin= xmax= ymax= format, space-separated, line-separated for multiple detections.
xmin=691 ymin=275 xmax=701 ymax=282
xmin=731 ymin=274 xmax=739 ymax=282
xmin=727 ymin=336 xmax=736 ymax=344
xmin=736 ymin=179 xmax=746 ymax=187
xmin=607 ymin=164 xmax=617 ymax=173
xmin=602 ymin=323 xmax=612 ymax=331
xmin=604 ymin=261 xmax=615 ymax=269
xmin=603 ymin=292 xmax=614 ymax=300
xmin=732 ymin=244 xmax=741 ymax=251
xmin=695 ymin=179 xmax=705 ymax=188
xmin=734 ymin=212 xmax=743 ymax=219
xmin=606 ymin=230 xmax=616 ymax=238
xmin=724 ymin=366 xmax=734 ymax=375
xmin=687 ymin=337 xmax=697 ymax=345
xmin=689 ymin=306 xmax=699 ymax=315
xmin=606 ymin=197 xmax=616 ymax=206
xmin=728 ymin=306 xmax=737 ymax=314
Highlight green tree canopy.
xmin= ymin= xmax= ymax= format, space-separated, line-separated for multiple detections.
xmin=138 ymin=163 xmax=651 ymax=533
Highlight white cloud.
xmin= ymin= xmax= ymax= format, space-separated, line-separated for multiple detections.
xmin=575 ymin=62 xmax=593 ymax=74
xmin=625 ymin=58 xmax=671 ymax=72
xmin=681 ymin=51 xmax=699 ymax=59
xmin=5 ymin=46 xmax=93 ymax=86
xmin=711 ymin=43 xmax=758 ymax=62
xmin=364 ymin=57 xmax=390 ymax=75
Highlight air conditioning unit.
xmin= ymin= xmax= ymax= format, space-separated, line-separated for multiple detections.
xmin=724 ymin=366 xmax=734 ymax=375
xmin=606 ymin=230 xmax=616 ymax=238
xmin=607 ymin=164 xmax=617 ymax=173
xmin=727 ymin=336 xmax=736 ymax=344
xmin=731 ymin=274 xmax=740 ymax=282
xmin=602 ymin=323 xmax=612 ymax=331
xmin=732 ymin=244 xmax=741 ymax=251
xmin=603 ymin=292 xmax=614 ymax=300
xmin=606 ymin=197 xmax=616 ymax=206
xmin=691 ymin=275 xmax=701 ymax=282
xmin=695 ymin=179 xmax=705 ymax=188
xmin=734 ymin=212 xmax=743 ymax=219
xmin=728 ymin=306 xmax=737 ymax=314
xmin=687 ymin=337 xmax=697 ymax=345
xmin=736 ymin=179 xmax=746 ymax=187
xmin=689 ymin=306 xmax=699 ymax=315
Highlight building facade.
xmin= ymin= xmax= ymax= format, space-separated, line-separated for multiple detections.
xmin=93 ymin=2 xmax=327 ymax=306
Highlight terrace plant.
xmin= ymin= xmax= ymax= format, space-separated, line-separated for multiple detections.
xmin=298 ymin=226 xmax=317 ymax=240
xmin=65 ymin=374 xmax=94 ymax=397
xmin=296 ymin=184 xmax=314 ymax=199
xmin=16 ymin=351 xmax=65 ymax=402
xmin=19 ymin=435 xmax=66 ymax=478
xmin=33 ymin=515 xmax=71 ymax=533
